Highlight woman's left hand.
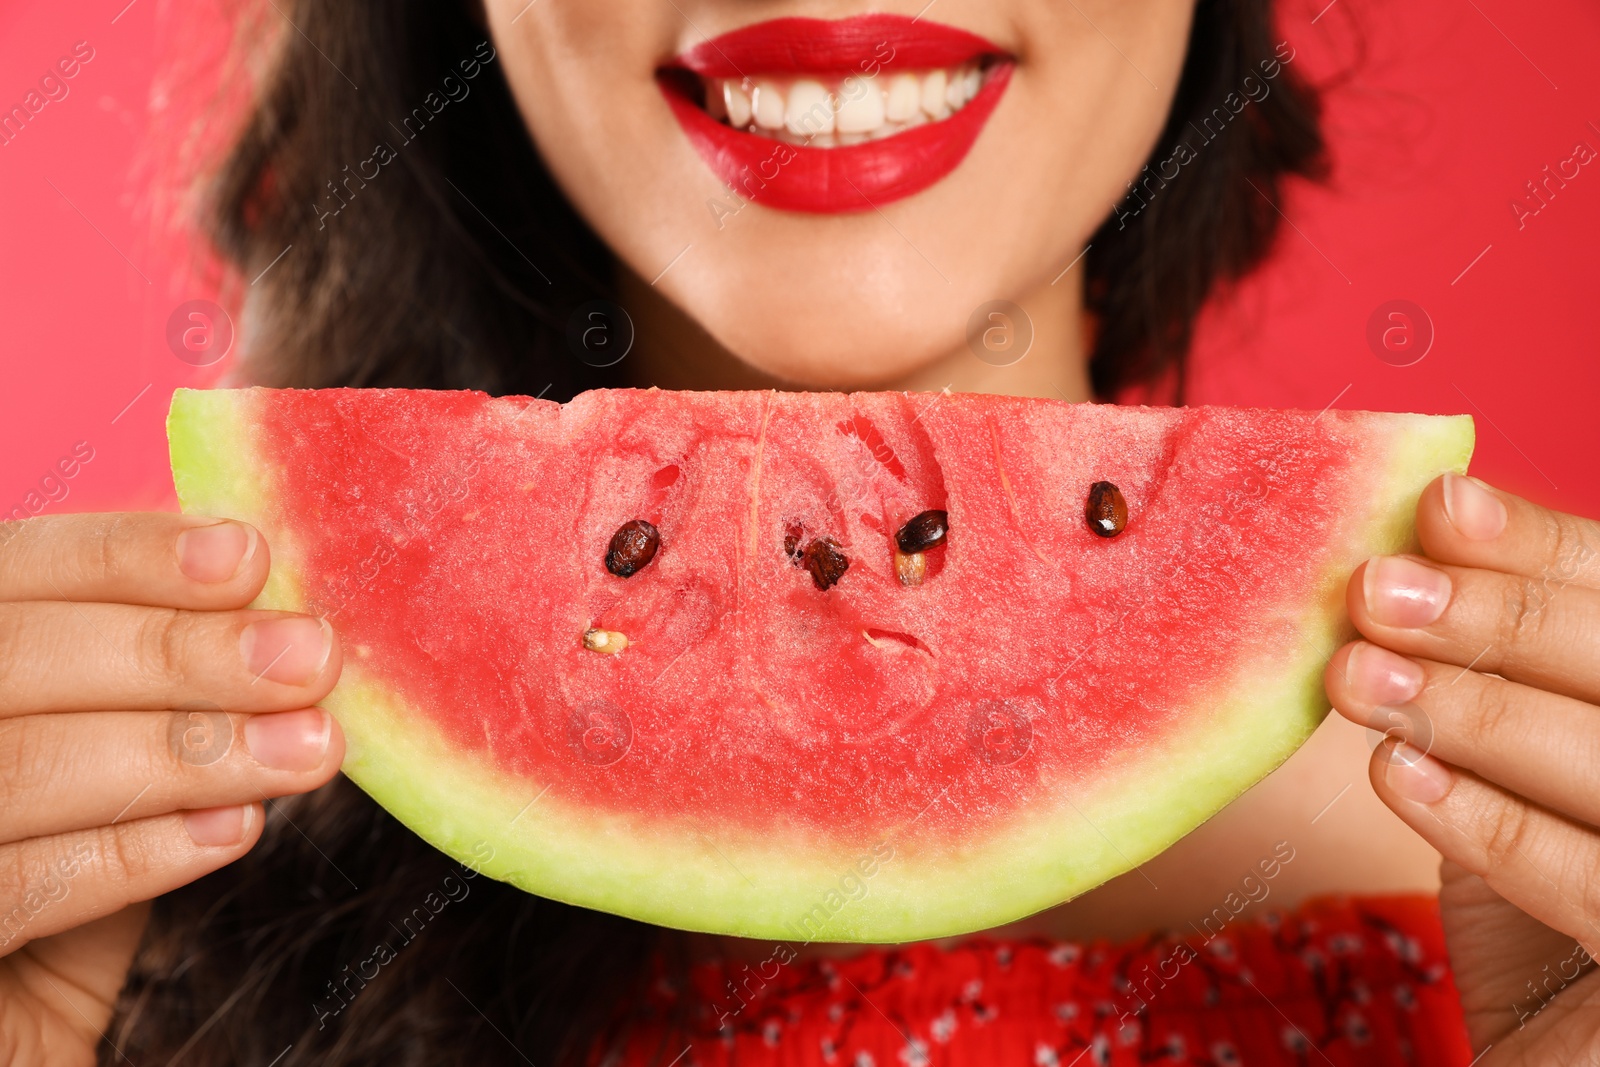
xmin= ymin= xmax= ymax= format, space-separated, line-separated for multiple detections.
xmin=1324 ymin=474 xmax=1600 ymax=1061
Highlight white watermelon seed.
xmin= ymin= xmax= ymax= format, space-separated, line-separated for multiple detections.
xmin=894 ymin=549 xmax=927 ymax=587
xmin=583 ymin=627 xmax=630 ymax=654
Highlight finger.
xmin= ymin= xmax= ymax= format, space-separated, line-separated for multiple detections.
xmin=1435 ymin=862 xmax=1584 ymax=1050
xmin=0 ymin=603 xmax=340 ymax=716
xmin=1419 ymin=475 xmax=1600 ymax=590
xmin=1347 ymin=555 xmax=1600 ymax=704
xmin=0 ymin=804 xmax=263 ymax=956
xmin=0 ymin=709 xmax=343 ymax=843
xmin=19 ymin=902 xmax=152 ymax=1029
xmin=1487 ymin=988 xmax=1600 ymax=1067
xmin=1328 ymin=642 xmax=1600 ymax=827
xmin=0 ymin=513 xmax=267 ymax=609
xmin=1365 ymin=739 xmax=1600 ymax=954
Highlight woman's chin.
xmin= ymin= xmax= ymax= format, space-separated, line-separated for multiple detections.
xmin=740 ymin=348 xmax=943 ymax=391
xmin=725 ymin=323 xmax=964 ymax=390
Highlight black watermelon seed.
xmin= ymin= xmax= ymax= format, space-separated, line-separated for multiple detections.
xmin=895 ymin=510 xmax=949 ymax=554
xmin=1085 ymin=481 xmax=1128 ymax=538
xmin=605 ymin=520 xmax=660 ymax=577
xmin=801 ymin=537 xmax=850 ymax=591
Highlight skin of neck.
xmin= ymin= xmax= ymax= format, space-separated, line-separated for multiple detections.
xmin=617 ymin=263 xmax=1094 ymax=404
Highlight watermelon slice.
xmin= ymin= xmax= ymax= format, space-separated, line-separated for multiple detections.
xmin=168 ymin=388 xmax=1472 ymax=942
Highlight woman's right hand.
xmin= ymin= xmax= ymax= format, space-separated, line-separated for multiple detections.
xmin=0 ymin=513 xmax=343 ymax=1065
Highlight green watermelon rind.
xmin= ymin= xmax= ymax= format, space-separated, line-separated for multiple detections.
xmin=169 ymin=390 xmax=1473 ymax=943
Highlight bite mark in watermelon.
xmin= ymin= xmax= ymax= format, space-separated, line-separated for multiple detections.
xmin=168 ymin=388 xmax=1472 ymax=942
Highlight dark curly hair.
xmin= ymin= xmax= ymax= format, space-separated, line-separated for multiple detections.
xmin=105 ymin=1 xmax=1326 ymax=1064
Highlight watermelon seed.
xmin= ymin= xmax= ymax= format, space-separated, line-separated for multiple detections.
xmin=801 ymin=537 xmax=850 ymax=591
xmin=894 ymin=549 xmax=927 ymax=588
xmin=605 ymin=519 xmax=660 ymax=577
xmin=1085 ymin=481 xmax=1128 ymax=538
xmin=894 ymin=510 xmax=948 ymax=587
xmin=895 ymin=510 xmax=949 ymax=554
xmin=582 ymin=627 xmax=630 ymax=654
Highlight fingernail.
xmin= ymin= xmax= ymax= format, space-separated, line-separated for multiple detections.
xmin=245 ymin=708 xmax=332 ymax=771
xmin=184 ymin=804 xmax=252 ymax=847
xmin=240 ymin=617 xmax=333 ymax=687
xmin=177 ymin=521 xmax=256 ymax=583
xmin=1346 ymin=642 xmax=1425 ymax=704
xmin=1383 ymin=742 xmax=1453 ymax=804
xmin=1443 ymin=474 xmax=1507 ymax=541
xmin=1363 ymin=556 xmax=1451 ymax=628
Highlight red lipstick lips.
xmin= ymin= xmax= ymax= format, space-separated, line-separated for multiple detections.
xmin=659 ymin=15 xmax=1013 ymax=215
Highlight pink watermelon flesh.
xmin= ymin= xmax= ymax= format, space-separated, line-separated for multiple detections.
xmin=168 ymin=388 xmax=1473 ymax=942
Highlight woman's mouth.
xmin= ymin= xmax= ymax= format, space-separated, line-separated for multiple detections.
xmin=659 ymin=15 xmax=1014 ymax=215
xmin=699 ymin=62 xmax=994 ymax=147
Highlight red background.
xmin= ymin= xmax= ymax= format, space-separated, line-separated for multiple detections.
xmin=1 ymin=0 xmax=1596 ymax=520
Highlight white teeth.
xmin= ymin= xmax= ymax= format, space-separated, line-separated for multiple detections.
xmin=884 ymin=73 xmax=921 ymax=122
xmin=835 ymin=75 xmax=885 ymax=133
xmin=723 ymin=81 xmax=752 ymax=128
xmin=946 ymin=70 xmax=973 ymax=110
xmin=785 ymin=78 xmax=834 ymax=136
xmin=751 ymin=78 xmax=786 ymax=130
xmin=706 ymin=62 xmax=988 ymax=147
xmin=921 ymin=69 xmax=950 ymax=121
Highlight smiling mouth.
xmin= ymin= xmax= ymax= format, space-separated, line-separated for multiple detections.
xmin=682 ymin=61 xmax=999 ymax=148
xmin=659 ymin=14 xmax=1014 ymax=214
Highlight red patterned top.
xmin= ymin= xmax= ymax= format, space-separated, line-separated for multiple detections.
xmin=599 ymin=896 xmax=1473 ymax=1066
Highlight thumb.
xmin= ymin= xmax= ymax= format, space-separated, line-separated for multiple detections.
xmin=12 ymin=901 xmax=150 ymax=1040
xmin=1438 ymin=860 xmax=1586 ymax=1049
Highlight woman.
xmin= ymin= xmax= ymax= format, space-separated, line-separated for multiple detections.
xmin=1 ymin=0 xmax=1595 ymax=1063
